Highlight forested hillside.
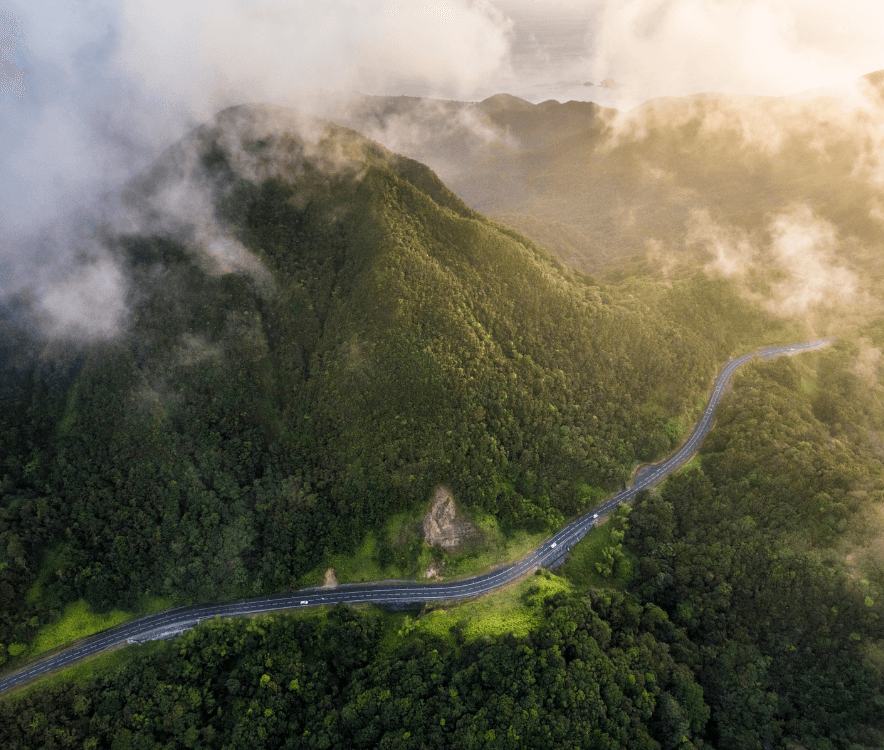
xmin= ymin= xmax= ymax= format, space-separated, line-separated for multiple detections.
xmin=623 ymin=339 xmax=884 ymax=748
xmin=0 ymin=105 xmax=783 ymax=668
xmin=1 ymin=590 xmax=715 ymax=750
xmin=341 ymin=71 xmax=884 ymax=289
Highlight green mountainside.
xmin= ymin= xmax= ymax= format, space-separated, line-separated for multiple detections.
xmin=4 ymin=98 xmax=884 ymax=749
xmin=0 ymin=104 xmax=779 ymax=660
xmin=342 ymin=72 xmax=884 ymax=288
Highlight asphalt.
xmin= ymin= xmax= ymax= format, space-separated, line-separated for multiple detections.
xmin=0 ymin=338 xmax=835 ymax=696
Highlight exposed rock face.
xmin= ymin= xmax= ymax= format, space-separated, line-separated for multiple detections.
xmin=423 ymin=559 xmax=444 ymax=579
xmin=322 ymin=568 xmax=338 ymax=588
xmin=422 ymin=487 xmax=480 ymax=551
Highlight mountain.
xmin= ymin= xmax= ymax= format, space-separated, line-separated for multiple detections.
xmin=0 ymin=103 xmax=781 ymax=658
xmin=338 ymin=72 xmax=884 ymax=299
xmin=2 ymin=98 xmax=883 ymax=749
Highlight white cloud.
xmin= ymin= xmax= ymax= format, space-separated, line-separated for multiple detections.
xmin=117 ymin=0 xmax=514 ymax=117
xmin=690 ymin=204 xmax=861 ymax=316
xmin=766 ymin=205 xmax=858 ymax=314
xmin=583 ymin=0 xmax=884 ymax=106
xmin=39 ymin=252 xmax=128 ymax=340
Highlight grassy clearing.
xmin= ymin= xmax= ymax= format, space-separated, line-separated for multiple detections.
xmin=559 ymin=512 xmax=636 ymax=592
xmin=378 ymin=570 xmax=572 ymax=654
xmin=676 ymin=454 xmax=703 ymax=475
xmin=31 ymin=600 xmax=131 ymax=656
xmin=20 ymin=545 xmax=176 ymax=659
xmin=441 ymin=507 xmax=551 ymax=580
xmin=26 ymin=594 xmax=174 ymax=658
xmin=300 ymin=511 xmax=431 ymax=586
xmin=299 ymin=499 xmax=572 ymax=587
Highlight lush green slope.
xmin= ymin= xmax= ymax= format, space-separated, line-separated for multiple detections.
xmin=0 ymin=105 xmax=782 ymax=666
xmin=3 ymin=102 xmax=884 ymax=746
xmin=342 ymin=73 xmax=884 ymax=292
xmin=0 ymin=592 xmax=714 ymax=750
xmin=623 ymin=339 xmax=884 ymax=748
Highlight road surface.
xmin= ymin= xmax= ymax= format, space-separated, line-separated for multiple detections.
xmin=0 ymin=338 xmax=834 ymax=696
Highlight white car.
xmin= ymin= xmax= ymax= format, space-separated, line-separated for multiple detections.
xmin=300 ymin=600 xmax=308 ymax=605
xmin=592 ymin=513 xmax=599 ymax=519
xmin=551 ymin=542 xmax=557 ymax=548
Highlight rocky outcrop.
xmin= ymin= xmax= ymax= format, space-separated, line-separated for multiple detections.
xmin=422 ymin=487 xmax=480 ymax=551
xmin=322 ymin=568 xmax=338 ymax=587
xmin=423 ymin=559 xmax=444 ymax=579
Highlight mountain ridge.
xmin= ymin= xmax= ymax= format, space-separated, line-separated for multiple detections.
xmin=0 ymin=103 xmax=781 ymax=664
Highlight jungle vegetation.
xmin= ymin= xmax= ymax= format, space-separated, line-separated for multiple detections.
xmin=3 ymin=103 xmax=884 ymax=748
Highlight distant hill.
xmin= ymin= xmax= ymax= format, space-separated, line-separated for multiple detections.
xmin=337 ymin=73 xmax=884 ymax=301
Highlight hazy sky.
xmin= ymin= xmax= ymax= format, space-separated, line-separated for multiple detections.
xmin=1 ymin=0 xmax=882 ymax=337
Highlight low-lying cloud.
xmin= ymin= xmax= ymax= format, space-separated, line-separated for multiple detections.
xmin=39 ymin=251 xmax=128 ymax=340
xmin=691 ymin=205 xmax=861 ymax=317
xmin=2 ymin=0 xmax=883 ymax=344
xmin=1 ymin=0 xmax=514 ymax=343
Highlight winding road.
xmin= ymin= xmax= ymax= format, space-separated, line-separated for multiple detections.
xmin=0 ymin=338 xmax=834 ymax=696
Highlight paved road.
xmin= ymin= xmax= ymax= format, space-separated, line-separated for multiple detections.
xmin=0 ymin=338 xmax=834 ymax=696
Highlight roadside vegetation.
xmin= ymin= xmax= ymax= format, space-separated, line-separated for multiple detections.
xmin=559 ymin=505 xmax=637 ymax=591
xmin=0 ymin=588 xmax=715 ymax=749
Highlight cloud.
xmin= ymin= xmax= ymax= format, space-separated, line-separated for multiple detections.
xmin=766 ymin=206 xmax=858 ymax=314
xmin=117 ymin=0 xmax=513 ymax=116
xmin=39 ymin=249 xmax=128 ymax=340
xmin=688 ymin=209 xmax=757 ymax=279
xmin=3 ymin=0 xmax=883 ymax=342
xmin=1 ymin=0 xmax=516 ymax=342
xmin=0 ymin=2 xmax=196 ymax=342
xmin=584 ymin=0 xmax=884 ymax=107
xmin=690 ymin=205 xmax=861 ymax=316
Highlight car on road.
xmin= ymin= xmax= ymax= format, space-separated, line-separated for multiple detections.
xmin=300 ymin=600 xmax=308 ymax=605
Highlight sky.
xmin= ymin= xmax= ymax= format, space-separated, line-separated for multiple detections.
xmin=1 ymin=0 xmax=882 ymax=338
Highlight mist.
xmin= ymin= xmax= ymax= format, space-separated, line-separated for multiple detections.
xmin=0 ymin=0 xmax=514 ymax=342
xmin=691 ymin=205 xmax=866 ymax=319
xmin=2 ymin=0 xmax=882 ymax=342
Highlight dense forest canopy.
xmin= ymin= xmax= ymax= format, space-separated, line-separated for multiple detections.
xmin=0 ymin=104 xmax=783 ymax=660
xmin=3 ymin=94 xmax=884 ymax=749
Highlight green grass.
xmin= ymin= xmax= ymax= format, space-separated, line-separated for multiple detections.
xmin=21 ymin=593 xmax=173 ymax=662
xmin=299 ymin=500 xmax=567 ymax=588
xmin=378 ymin=570 xmax=573 ymax=653
xmin=676 ymin=454 xmax=703 ymax=475
xmin=559 ymin=518 xmax=637 ymax=591
xmin=440 ymin=507 xmax=552 ymax=580
xmin=300 ymin=511 xmax=430 ymax=586
xmin=32 ymin=600 xmax=132 ymax=656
